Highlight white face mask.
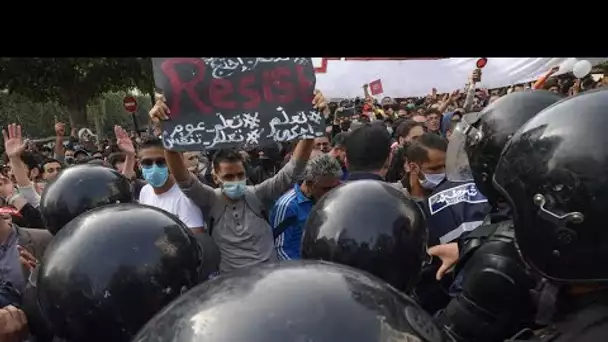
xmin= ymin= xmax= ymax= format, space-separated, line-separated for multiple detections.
xmin=418 ymin=171 xmax=446 ymax=189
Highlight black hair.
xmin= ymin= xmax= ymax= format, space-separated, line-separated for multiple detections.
xmin=107 ymin=152 xmax=126 ymax=168
xmin=315 ymin=133 xmax=331 ymax=141
xmin=41 ymin=158 xmax=61 ymax=172
xmin=138 ymin=137 xmax=164 ymax=150
xmin=21 ymin=151 xmax=42 ymax=172
xmin=212 ymin=148 xmax=243 ymax=171
xmin=581 ymin=77 xmax=595 ymax=90
xmin=74 ymin=157 xmax=93 ymax=165
xmin=83 ymin=159 xmax=113 ymax=168
xmin=406 ymin=132 xmax=448 ymax=164
xmin=425 ymin=108 xmax=441 ymax=117
xmin=345 ymin=124 xmax=391 ymax=172
xmin=2 ymin=151 xmax=41 ymax=171
xmin=395 ymin=120 xmax=424 ymax=139
xmin=73 ymin=150 xmax=89 ymax=159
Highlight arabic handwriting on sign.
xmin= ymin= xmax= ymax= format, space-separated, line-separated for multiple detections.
xmin=266 ymin=107 xmax=317 ymax=142
xmin=201 ymin=58 xmax=310 ymax=79
xmin=162 ymin=121 xmax=206 ymax=149
xmin=210 ymin=129 xmax=245 ymax=148
xmin=162 ymin=104 xmax=321 ymax=149
xmin=205 ymin=112 xmax=264 ymax=148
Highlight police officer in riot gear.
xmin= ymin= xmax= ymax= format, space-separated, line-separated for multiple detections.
xmin=301 ymin=180 xmax=428 ymax=294
xmin=40 ymin=164 xmax=134 ymax=235
xmin=37 ymin=203 xmax=205 ymax=342
xmin=494 ymin=88 xmax=608 ymax=341
xmin=433 ymin=90 xmax=564 ymax=342
xmin=22 ymin=164 xmax=135 ymax=341
xmin=134 ymin=261 xmax=447 ymax=342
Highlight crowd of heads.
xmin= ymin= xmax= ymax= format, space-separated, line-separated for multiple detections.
xmin=0 ymin=63 xmax=607 ymax=342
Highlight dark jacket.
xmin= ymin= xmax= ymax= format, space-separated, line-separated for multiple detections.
xmin=421 ymin=180 xmax=491 ymax=246
xmin=18 ymin=203 xmax=45 ymax=229
xmin=16 ymin=225 xmax=53 ymax=275
xmin=345 ymin=172 xmax=385 ymax=182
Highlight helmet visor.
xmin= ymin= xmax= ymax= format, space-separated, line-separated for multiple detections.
xmin=446 ymin=112 xmax=484 ymax=182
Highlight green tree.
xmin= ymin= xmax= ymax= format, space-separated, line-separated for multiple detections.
xmin=0 ymin=58 xmax=154 ymax=128
xmin=90 ymin=92 xmax=153 ymax=137
xmin=0 ymin=92 xmax=69 ymax=139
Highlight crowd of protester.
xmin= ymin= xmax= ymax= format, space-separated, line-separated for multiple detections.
xmin=0 ymin=63 xmax=606 ymax=340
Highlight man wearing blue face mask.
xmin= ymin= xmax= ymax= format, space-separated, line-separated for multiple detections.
xmin=404 ymin=133 xmax=448 ymax=201
xmin=136 ymin=138 xmax=206 ymax=234
xmin=407 ymin=134 xmax=488 ymax=248
xmin=149 ymin=91 xmax=324 ymax=274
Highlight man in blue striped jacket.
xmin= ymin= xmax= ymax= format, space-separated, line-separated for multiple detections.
xmin=269 ymin=154 xmax=343 ymax=260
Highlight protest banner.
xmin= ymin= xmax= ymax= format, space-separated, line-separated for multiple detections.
xmin=151 ymin=58 xmax=325 ymax=151
xmin=314 ymin=58 xmax=608 ymax=97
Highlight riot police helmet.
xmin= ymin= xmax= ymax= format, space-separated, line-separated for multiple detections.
xmin=301 ymin=180 xmax=427 ymax=293
xmin=40 ymin=163 xmax=133 ymax=234
xmin=37 ymin=203 xmax=205 ymax=342
xmin=446 ymin=90 xmax=563 ymax=205
xmin=493 ymin=88 xmax=608 ymax=283
xmin=133 ymin=261 xmax=446 ymax=342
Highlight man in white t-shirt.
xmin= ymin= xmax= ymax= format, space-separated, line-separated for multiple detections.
xmin=136 ymin=138 xmax=205 ymax=234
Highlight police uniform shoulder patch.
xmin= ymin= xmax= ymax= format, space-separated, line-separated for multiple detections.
xmin=428 ymin=182 xmax=487 ymax=215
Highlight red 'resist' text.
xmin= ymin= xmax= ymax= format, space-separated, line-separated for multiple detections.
xmin=160 ymin=58 xmax=314 ymax=117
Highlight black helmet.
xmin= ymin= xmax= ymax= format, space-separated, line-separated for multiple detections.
xmin=301 ymin=180 xmax=427 ymax=292
xmin=40 ymin=164 xmax=133 ymax=234
xmin=37 ymin=203 xmax=205 ymax=342
xmin=133 ymin=261 xmax=445 ymax=342
xmin=446 ymin=91 xmax=563 ymax=205
xmin=493 ymin=88 xmax=608 ymax=283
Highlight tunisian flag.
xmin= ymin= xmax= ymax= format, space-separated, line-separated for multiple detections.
xmin=369 ymin=79 xmax=384 ymax=95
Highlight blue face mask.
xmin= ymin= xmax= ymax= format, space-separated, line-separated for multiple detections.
xmin=222 ymin=179 xmax=247 ymax=199
xmin=419 ymin=171 xmax=446 ymax=190
xmin=142 ymin=164 xmax=169 ymax=188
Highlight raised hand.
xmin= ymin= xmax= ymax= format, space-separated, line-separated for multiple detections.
xmin=2 ymin=124 xmax=27 ymax=158
xmin=313 ymin=89 xmax=328 ymax=116
xmin=54 ymin=116 xmax=66 ymax=136
xmin=114 ymin=125 xmax=135 ymax=156
xmin=149 ymin=93 xmax=170 ymax=124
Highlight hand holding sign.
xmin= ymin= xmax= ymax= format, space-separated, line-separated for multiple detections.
xmin=149 ymin=99 xmax=171 ymax=124
xmin=149 ymin=87 xmax=328 ymax=129
xmin=312 ymin=90 xmax=329 ymax=116
xmin=151 ymin=58 xmax=324 ymax=151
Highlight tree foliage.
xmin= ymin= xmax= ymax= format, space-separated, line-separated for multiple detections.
xmin=0 ymin=91 xmax=152 ymax=144
xmin=0 ymin=58 xmax=154 ymax=127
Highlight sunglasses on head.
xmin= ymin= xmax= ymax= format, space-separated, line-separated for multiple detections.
xmin=140 ymin=159 xmax=167 ymax=168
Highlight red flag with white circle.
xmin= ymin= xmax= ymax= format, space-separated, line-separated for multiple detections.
xmin=369 ymin=79 xmax=384 ymax=95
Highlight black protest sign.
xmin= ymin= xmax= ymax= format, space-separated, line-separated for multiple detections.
xmin=151 ymin=58 xmax=325 ymax=151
